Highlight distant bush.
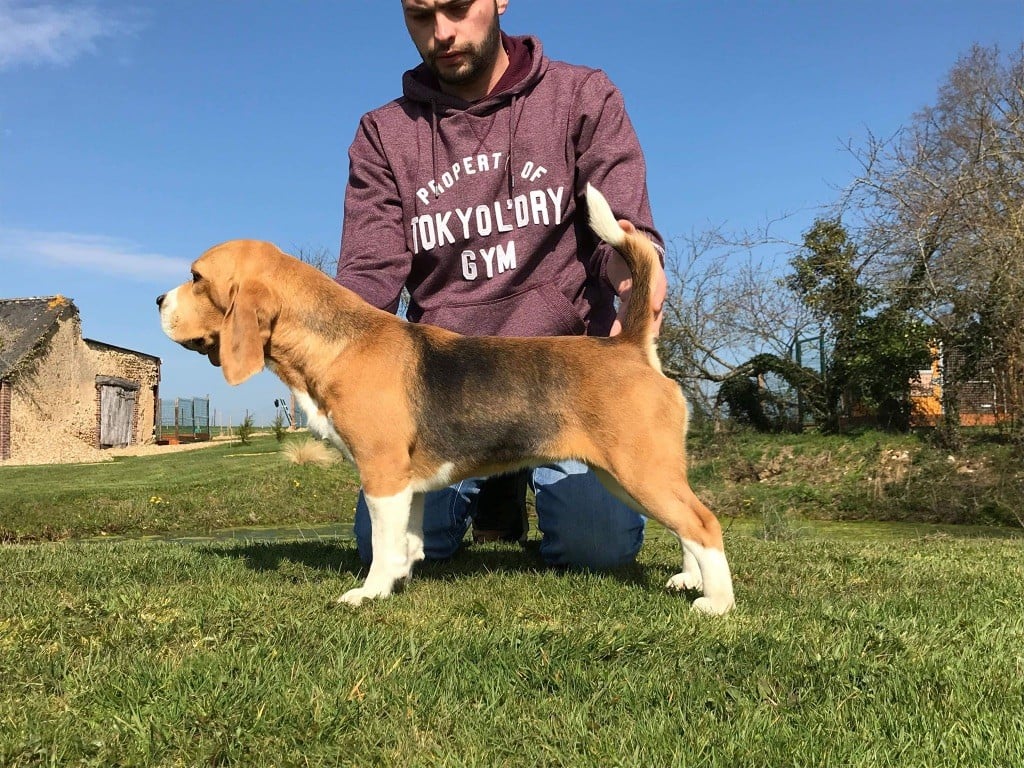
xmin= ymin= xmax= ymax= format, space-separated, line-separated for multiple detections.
xmin=272 ymin=412 xmax=287 ymax=442
xmin=237 ymin=414 xmax=256 ymax=445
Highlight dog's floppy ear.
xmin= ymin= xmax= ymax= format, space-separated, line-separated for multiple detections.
xmin=219 ymin=281 xmax=271 ymax=385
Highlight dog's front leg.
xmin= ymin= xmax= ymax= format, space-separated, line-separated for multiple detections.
xmin=406 ymin=492 xmax=426 ymax=565
xmin=338 ymin=486 xmax=418 ymax=607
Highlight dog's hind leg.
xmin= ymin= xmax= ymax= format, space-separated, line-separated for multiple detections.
xmin=666 ymin=547 xmax=703 ymax=593
xmin=671 ymin=496 xmax=733 ymax=614
xmin=596 ymin=467 xmax=734 ymax=615
xmin=337 ymin=484 xmax=418 ymax=607
xmin=658 ymin=482 xmax=733 ymax=614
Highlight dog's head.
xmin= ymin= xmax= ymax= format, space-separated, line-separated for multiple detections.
xmin=157 ymin=240 xmax=281 ymax=385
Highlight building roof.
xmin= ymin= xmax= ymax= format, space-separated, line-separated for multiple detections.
xmin=0 ymin=295 xmax=79 ymax=379
xmin=84 ymin=337 xmax=161 ymax=362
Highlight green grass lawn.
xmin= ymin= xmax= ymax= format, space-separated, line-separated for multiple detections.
xmin=2 ymin=528 xmax=1022 ymax=766
xmin=2 ymin=428 xmax=1020 ymax=544
xmin=2 ymin=431 xmax=1023 ymax=765
xmin=0 ymin=436 xmax=362 ymax=542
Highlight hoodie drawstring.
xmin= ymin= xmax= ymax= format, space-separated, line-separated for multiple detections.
xmin=430 ymin=100 xmax=441 ymax=199
xmin=431 ymin=92 xmax=524 ymax=201
xmin=506 ymin=94 xmax=519 ymax=198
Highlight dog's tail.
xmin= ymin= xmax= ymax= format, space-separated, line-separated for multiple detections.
xmin=586 ymin=183 xmax=662 ymax=370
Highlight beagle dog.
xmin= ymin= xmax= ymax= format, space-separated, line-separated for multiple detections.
xmin=157 ymin=185 xmax=735 ymax=614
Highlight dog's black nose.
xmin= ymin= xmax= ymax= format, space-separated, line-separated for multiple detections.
xmin=156 ymin=294 xmax=166 ymax=308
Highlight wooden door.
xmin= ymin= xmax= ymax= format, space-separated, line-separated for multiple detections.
xmin=100 ymin=385 xmax=136 ymax=447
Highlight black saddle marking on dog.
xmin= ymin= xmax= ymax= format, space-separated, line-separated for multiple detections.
xmin=407 ymin=327 xmax=569 ymax=464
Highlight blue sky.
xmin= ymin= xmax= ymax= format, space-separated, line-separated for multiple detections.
xmin=1 ymin=0 xmax=1021 ymax=425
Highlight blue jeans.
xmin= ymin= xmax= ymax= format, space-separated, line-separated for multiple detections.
xmin=354 ymin=460 xmax=645 ymax=571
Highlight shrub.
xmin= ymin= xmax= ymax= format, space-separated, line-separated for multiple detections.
xmin=282 ymin=437 xmax=338 ymax=467
xmin=272 ymin=412 xmax=287 ymax=442
xmin=237 ymin=414 xmax=256 ymax=445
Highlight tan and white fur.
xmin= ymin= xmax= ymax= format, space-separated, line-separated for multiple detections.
xmin=157 ymin=184 xmax=735 ymax=614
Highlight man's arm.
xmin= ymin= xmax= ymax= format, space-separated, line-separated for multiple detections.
xmin=336 ymin=114 xmax=411 ymax=314
xmin=572 ymin=71 xmax=667 ymax=335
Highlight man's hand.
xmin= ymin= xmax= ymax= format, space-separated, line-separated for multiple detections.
xmin=606 ymin=220 xmax=666 ymax=337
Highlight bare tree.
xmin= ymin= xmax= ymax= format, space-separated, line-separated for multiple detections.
xmin=839 ymin=44 xmax=1024 ymax=445
xmin=294 ymin=244 xmax=413 ymax=318
xmin=658 ymin=222 xmax=816 ymax=421
xmin=292 ymin=244 xmax=338 ymax=276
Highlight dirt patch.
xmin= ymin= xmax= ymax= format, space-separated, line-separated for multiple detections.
xmin=755 ymin=446 xmax=795 ymax=481
xmin=876 ymin=449 xmax=913 ymax=485
xmin=110 ymin=440 xmax=229 ymax=458
xmin=0 ymin=436 xmax=231 ymax=467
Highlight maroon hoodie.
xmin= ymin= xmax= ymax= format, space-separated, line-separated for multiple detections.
xmin=336 ymin=35 xmax=663 ymax=338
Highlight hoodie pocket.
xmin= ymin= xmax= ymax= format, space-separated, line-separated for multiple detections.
xmin=418 ymin=283 xmax=585 ymax=337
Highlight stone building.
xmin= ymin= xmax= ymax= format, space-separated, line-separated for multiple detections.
xmin=0 ymin=295 xmax=161 ymax=463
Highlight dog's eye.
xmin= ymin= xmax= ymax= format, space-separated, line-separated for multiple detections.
xmin=191 ymin=270 xmax=201 ymax=283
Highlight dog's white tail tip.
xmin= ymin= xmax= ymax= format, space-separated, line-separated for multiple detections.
xmin=586 ymin=183 xmax=625 ymax=247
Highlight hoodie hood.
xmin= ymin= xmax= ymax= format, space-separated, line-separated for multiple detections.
xmin=403 ymin=34 xmax=542 ymax=201
xmin=402 ymin=34 xmax=546 ymax=116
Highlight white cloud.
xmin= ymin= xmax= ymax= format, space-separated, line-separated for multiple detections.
xmin=0 ymin=228 xmax=191 ymax=282
xmin=0 ymin=1 xmax=134 ymax=70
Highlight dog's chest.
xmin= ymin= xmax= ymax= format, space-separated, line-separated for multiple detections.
xmin=292 ymin=390 xmax=354 ymax=462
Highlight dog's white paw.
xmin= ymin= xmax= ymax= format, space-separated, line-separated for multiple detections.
xmin=336 ymin=588 xmax=370 ymax=607
xmin=335 ymin=586 xmax=390 ymax=607
xmin=666 ymin=571 xmax=703 ymax=592
xmin=690 ymin=596 xmax=734 ymax=616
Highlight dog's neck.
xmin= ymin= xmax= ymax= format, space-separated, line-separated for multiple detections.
xmin=263 ymin=268 xmax=387 ymax=409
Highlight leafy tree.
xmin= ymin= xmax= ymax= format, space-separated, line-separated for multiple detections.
xmin=788 ymin=218 xmax=930 ymax=431
xmin=788 ymin=219 xmax=866 ymax=429
xmin=843 ymin=308 xmax=931 ymax=430
xmin=716 ymin=353 xmax=826 ymax=432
